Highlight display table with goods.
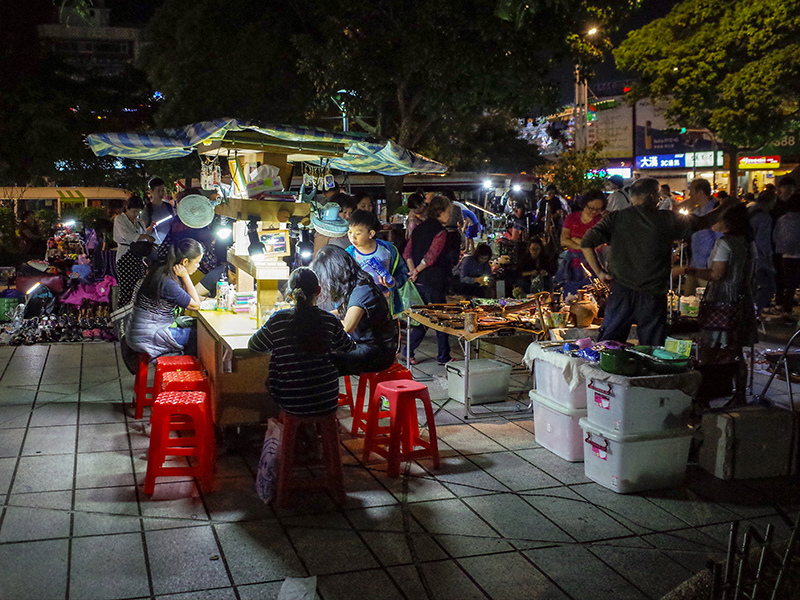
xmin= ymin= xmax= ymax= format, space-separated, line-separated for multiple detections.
xmin=195 ymin=309 xmax=278 ymax=427
xmin=403 ymin=293 xmax=553 ymax=417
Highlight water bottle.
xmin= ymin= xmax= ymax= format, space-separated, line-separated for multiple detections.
xmin=215 ymin=274 xmax=228 ymax=312
xmin=366 ymin=258 xmax=394 ymax=287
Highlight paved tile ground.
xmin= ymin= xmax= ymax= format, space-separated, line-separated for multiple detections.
xmin=0 ymin=338 xmax=798 ymax=600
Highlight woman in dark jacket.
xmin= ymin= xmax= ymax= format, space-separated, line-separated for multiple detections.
xmin=402 ymin=195 xmax=453 ymax=365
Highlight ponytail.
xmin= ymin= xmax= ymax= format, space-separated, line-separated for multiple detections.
xmin=285 ymin=267 xmax=327 ymax=353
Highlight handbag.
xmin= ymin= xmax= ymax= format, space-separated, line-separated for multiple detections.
xmin=697 ymin=300 xmax=739 ymax=331
xmin=255 ymin=418 xmax=283 ymax=503
xmin=392 ymin=280 xmax=424 ymax=317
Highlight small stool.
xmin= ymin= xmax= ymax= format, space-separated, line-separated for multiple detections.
xmin=338 ymin=376 xmax=354 ymax=411
xmin=350 ymin=363 xmax=413 ymax=436
xmin=275 ymin=412 xmax=345 ymax=508
xmin=143 ymin=391 xmax=215 ymax=495
xmin=363 ymin=380 xmax=440 ymax=478
xmin=160 ymin=370 xmax=209 ymax=393
xmin=133 ymin=355 xmax=201 ymax=419
xmin=133 ymin=354 xmax=154 ymax=417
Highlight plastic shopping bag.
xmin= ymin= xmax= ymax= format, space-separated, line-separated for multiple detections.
xmin=392 ymin=280 xmax=424 ymax=317
xmin=255 ymin=417 xmax=283 ymax=503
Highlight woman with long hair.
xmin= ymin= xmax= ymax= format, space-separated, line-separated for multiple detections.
xmin=125 ymin=238 xmax=203 ymax=359
xmin=312 ymin=245 xmax=398 ymax=375
xmin=248 ymin=267 xmax=355 ymax=415
xmin=676 ymin=202 xmax=756 ymax=405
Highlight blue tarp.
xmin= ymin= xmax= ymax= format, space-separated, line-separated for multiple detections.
xmin=86 ymin=119 xmax=447 ymax=176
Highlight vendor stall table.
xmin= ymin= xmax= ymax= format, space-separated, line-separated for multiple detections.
xmin=403 ymin=306 xmax=549 ymax=418
xmin=195 ymin=310 xmax=277 ymax=427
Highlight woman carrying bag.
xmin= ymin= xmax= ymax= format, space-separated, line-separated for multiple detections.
xmin=674 ymin=203 xmax=756 ymax=406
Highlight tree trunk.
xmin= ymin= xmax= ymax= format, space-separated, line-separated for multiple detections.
xmin=383 ymin=174 xmax=405 ymax=218
xmin=727 ymin=146 xmax=739 ymax=197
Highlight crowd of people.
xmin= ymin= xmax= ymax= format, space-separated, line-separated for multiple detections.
xmin=78 ymin=170 xmax=799 ymax=415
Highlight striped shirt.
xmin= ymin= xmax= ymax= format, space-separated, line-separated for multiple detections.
xmin=248 ymin=308 xmax=355 ymax=416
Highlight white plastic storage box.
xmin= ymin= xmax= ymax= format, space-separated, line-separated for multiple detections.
xmin=524 ymin=343 xmax=587 ymax=409
xmin=582 ymin=365 xmax=695 ymax=435
xmin=579 ymin=418 xmax=692 ymax=494
xmin=447 ymin=359 xmax=512 ymax=404
xmin=530 ymin=390 xmax=587 ymax=462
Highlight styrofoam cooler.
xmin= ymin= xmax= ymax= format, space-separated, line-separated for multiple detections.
xmin=584 ymin=369 xmax=692 ymax=434
xmin=447 ymin=359 xmax=512 ymax=404
xmin=530 ymin=390 xmax=586 ymax=462
xmin=579 ymin=418 xmax=692 ymax=493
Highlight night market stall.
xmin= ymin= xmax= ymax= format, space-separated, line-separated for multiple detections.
xmin=86 ymin=118 xmax=447 ymax=426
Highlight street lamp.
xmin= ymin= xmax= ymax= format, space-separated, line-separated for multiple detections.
xmin=574 ymin=27 xmax=598 ymax=151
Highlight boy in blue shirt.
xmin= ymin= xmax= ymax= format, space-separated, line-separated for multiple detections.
xmin=345 ymin=210 xmax=408 ymax=315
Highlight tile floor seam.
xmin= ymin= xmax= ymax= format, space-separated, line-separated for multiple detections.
xmin=64 ymin=344 xmax=83 ymax=600
xmin=116 ymin=344 xmax=158 ymax=600
xmin=515 ymin=547 xmax=586 ymax=600
xmin=0 ymin=345 xmax=48 ymax=533
xmin=205 ymin=521 xmax=244 ymax=600
xmin=585 ymin=543 xmax=680 ymax=600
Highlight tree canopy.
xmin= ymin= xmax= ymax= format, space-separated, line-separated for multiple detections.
xmin=615 ymin=0 xmax=800 ymax=150
xmin=140 ymin=0 xmax=635 ymax=211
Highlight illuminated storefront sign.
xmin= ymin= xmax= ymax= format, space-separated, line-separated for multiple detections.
xmin=738 ymin=155 xmax=781 ymax=169
xmin=636 ymin=151 xmax=724 ymax=169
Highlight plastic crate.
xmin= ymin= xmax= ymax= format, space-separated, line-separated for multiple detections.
xmin=530 ymin=390 xmax=586 ymax=462
xmin=580 ymin=418 xmax=692 ymax=494
xmin=585 ymin=368 xmax=693 ymax=435
xmin=446 ymin=359 xmax=512 ymax=404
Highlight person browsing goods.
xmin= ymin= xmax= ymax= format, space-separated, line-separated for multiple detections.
xmin=580 ymin=177 xmax=733 ymax=346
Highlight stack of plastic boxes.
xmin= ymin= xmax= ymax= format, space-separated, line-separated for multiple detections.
xmin=577 ymin=363 xmax=699 ymax=493
xmin=525 ymin=343 xmax=588 ymax=462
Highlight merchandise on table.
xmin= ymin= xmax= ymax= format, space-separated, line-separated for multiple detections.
xmin=408 ymin=296 xmax=551 ymax=333
xmin=698 ymin=405 xmax=798 ymax=480
xmin=579 ymin=417 xmax=693 ymax=493
xmin=529 ymin=390 xmax=586 ymax=462
xmin=580 ymin=363 xmax=698 ymax=435
xmin=446 ymin=359 xmax=511 ymax=404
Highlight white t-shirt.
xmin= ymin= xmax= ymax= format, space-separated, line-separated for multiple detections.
xmin=708 ymin=237 xmax=731 ymax=266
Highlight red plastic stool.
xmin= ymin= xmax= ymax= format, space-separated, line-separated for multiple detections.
xmin=275 ymin=412 xmax=345 ymax=508
xmin=338 ymin=376 xmax=354 ymax=411
xmin=143 ymin=391 xmax=215 ymax=495
xmin=363 ymin=380 xmax=440 ymax=478
xmin=160 ymin=370 xmax=209 ymax=393
xmin=133 ymin=355 xmax=201 ymax=419
xmin=350 ymin=363 xmax=413 ymax=436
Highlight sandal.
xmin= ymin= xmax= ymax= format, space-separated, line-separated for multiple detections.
xmin=408 ymin=357 xmax=420 ymax=365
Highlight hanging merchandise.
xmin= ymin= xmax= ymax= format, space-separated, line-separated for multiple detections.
xmin=200 ymin=155 xmax=222 ymax=190
xmin=227 ymin=151 xmax=249 ymax=198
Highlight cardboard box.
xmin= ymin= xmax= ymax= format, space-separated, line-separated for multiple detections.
xmin=698 ymin=405 xmax=799 ymax=480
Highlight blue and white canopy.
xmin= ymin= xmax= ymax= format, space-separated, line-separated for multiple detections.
xmin=86 ymin=119 xmax=447 ymax=176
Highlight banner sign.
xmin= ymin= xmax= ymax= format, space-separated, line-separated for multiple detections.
xmin=738 ymin=156 xmax=780 ymax=169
